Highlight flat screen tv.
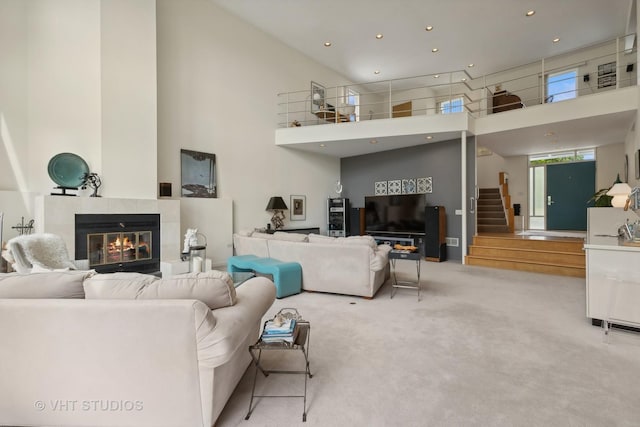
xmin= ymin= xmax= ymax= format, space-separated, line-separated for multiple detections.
xmin=364 ymin=194 xmax=427 ymax=234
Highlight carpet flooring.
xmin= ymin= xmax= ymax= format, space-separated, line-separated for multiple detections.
xmin=216 ymin=261 xmax=640 ymax=427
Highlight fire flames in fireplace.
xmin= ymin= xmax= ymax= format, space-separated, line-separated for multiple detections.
xmin=88 ymin=232 xmax=152 ymax=267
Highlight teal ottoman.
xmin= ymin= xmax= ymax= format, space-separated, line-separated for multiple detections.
xmin=228 ymin=255 xmax=302 ymax=298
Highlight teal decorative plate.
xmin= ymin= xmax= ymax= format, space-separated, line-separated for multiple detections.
xmin=47 ymin=153 xmax=89 ymax=188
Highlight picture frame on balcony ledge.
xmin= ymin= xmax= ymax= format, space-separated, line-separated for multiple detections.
xmin=310 ymin=81 xmax=325 ymax=113
xmin=181 ymin=149 xmax=217 ymax=198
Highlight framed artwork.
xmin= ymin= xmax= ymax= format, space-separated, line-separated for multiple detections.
xmin=417 ymin=177 xmax=433 ymax=194
xmin=375 ymin=181 xmax=387 ymax=195
xmin=598 ymin=61 xmax=616 ymax=76
xmin=624 ymin=154 xmax=629 ymax=182
xmin=290 ymin=195 xmax=306 ymax=221
xmin=310 ymin=81 xmax=325 ymax=113
xmin=597 ymin=74 xmax=616 ymax=89
xmin=181 ymin=149 xmax=216 ymax=198
xmin=388 ymin=180 xmax=401 ymax=195
xmin=402 ymin=178 xmax=416 ymax=194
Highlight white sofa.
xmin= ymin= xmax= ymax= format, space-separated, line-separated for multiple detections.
xmin=233 ymin=232 xmax=391 ymax=298
xmin=0 ymin=270 xmax=276 ymax=427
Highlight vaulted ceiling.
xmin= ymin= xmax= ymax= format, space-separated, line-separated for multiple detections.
xmin=212 ymin=0 xmax=637 ymax=158
xmin=212 ymin=0 xmax=634 ymax=83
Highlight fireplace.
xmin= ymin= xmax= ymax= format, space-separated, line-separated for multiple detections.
xmin=75 ymin=214 xmax=160 ymax=274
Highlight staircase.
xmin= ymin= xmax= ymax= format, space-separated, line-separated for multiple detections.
xmin=477 ymin=188 xmax=510 ymax=233
xmin=465 ymin=234 xmax=585 ymax=278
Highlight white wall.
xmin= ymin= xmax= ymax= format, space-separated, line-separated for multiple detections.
xmin=156 ymin=0 xmax=341 ymax=233
xmin=596 ymin=143 xmax=625 ymax=188
xmin=100 ymin=0 xmax=157 ymax=198
xmin=477 ymin=152 xmax=506 ymax=188
xmin=0 ymin=0 xmax=157 ymax=199
xmin=0 ymin=0 xmax=28 ymax=192
xmin=27 ymin=0 xmax=102 ymax=195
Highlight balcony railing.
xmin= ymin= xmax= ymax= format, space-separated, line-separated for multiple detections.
xmin=277 ymin=35 xmax=637 ymax=128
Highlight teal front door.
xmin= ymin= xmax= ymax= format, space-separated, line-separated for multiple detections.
xmin=546 ymin=161 xmax=595 ymax=230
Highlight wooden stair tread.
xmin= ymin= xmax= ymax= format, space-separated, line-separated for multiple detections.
xmin=465 ymin=254 xmax=584 ymax=269
xmin=470 ymin=244 xmax=584 ymax=256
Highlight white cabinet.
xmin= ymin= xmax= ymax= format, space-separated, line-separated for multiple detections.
xmin=585 ymin=208 xmax=640 ymax=326
xmin=585 ymin=247 xmax=640 ymax=325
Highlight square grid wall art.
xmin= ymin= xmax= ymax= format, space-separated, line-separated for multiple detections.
xmin=417 ymin=177 xmax=433 ymax=193
xmin=402 ymin=179 xmax=416 ymax=194
xmin=375 ymin=181 xmax=387 ymax=195
xmin=388 ymin=180 xmax=401 ymax=195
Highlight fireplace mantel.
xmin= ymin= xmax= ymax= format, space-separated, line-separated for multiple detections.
xmin=34 ymin=196 xmax=181 ymax=263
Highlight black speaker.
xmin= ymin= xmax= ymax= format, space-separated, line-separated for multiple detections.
xmin=627 ymin=63 xmax=634 ymax=72
xmin=583 ymin=74 xmax=590 ymax=82
xmin=513 ymin=203 xmax=521 ymax=216
xmin=349 ymin=207 xmax=364 ymax=236
xmin=425 ymin=206 xmax=446 ymax=262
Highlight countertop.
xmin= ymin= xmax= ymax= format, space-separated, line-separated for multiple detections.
xmin=584 ymin=235 xmax=640 ymax=251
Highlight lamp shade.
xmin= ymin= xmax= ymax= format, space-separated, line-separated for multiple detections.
xmin=266 ymin=196 xmax=288 ymax=211
xmin=606 ymin=182 xmax=632 ymax=208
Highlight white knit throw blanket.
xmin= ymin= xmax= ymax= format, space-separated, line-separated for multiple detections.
xmin=6 ymin=233 xmax=77 ymax=273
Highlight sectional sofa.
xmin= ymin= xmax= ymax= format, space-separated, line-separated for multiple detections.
xmin=233 ymin=231 xmax=391 ymax=298
xmin=0 ymin=269 xmax=276 ymax=427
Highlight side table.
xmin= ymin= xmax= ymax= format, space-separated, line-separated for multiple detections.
xmin=389 ymin=250 xmax=422 ymax=301
xmin=245 ymin=308 xmax=312 ymax=422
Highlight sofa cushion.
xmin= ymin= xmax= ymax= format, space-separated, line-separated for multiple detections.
xmin=272 ymin=232 xmax=308 ymax=242
xmin=337 ymin=235 xmax=378 ymax=251
xmin=0 ymin=270 xmax=93 ymax=299
xmin=148 ymin=270 xmax=237 ymax=310
xmin=83 ymin=272 xmax=158 ymax=299
xmin=84 ymin=270 xmax=237 ymax=310
xmin=307 ymin=234 xmax=336 ymax=244
xmin=250 ymin=232 xmax=275 ymax=240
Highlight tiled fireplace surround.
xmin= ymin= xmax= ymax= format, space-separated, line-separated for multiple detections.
xmin=34 ymin=196 xmax=181 ymax=265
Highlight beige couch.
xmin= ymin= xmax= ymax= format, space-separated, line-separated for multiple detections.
xmin=233 ymin=232 xmax=391 ymax=298
xmin=0 ymin=270 xmax=276 ymax=427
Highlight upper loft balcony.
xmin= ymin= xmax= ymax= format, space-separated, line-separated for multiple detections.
xmin=276 ymin=36 xmax=638 ymax=158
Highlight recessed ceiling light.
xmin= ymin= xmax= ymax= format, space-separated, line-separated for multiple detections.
xmin=374 ymin=70 xmax=380 ymax=74
xmin=324 ymin=42 xmax=332 ymax=47
xmin=544 ymin=132 xmax=555 ymax=137
xmin=526 ymin=10 xmax=535 ymax=17
xmin=552 ymin=37 xmax=560 ymax=43
xmin=431 ymin=48 xmax=439 ymax=53
xmin=468 ymin=63 xmax=474 ymax=68
xmin=434 ymin=74 xmax=440 ymax=78
xmin=370 ymin=139 xmax=378 ymax=144
xmin=320 ymin=144 xmax=326 ymax=147
xmin=461 ymin=78 xmax=467 ymax=82
xmin=376 ymin=34 xmax=383 ymax=39
xmin=426 ymin=136 xmax=433 ymax=140
xmin=425 ymin=26 xmax=433 ymax=31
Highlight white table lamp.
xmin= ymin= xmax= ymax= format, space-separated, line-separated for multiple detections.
xmin=606 ymin=182 xmax=632 ymax=208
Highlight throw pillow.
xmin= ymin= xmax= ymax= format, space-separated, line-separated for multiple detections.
xmin=0 ymin=270 xmax=94 ymax=299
